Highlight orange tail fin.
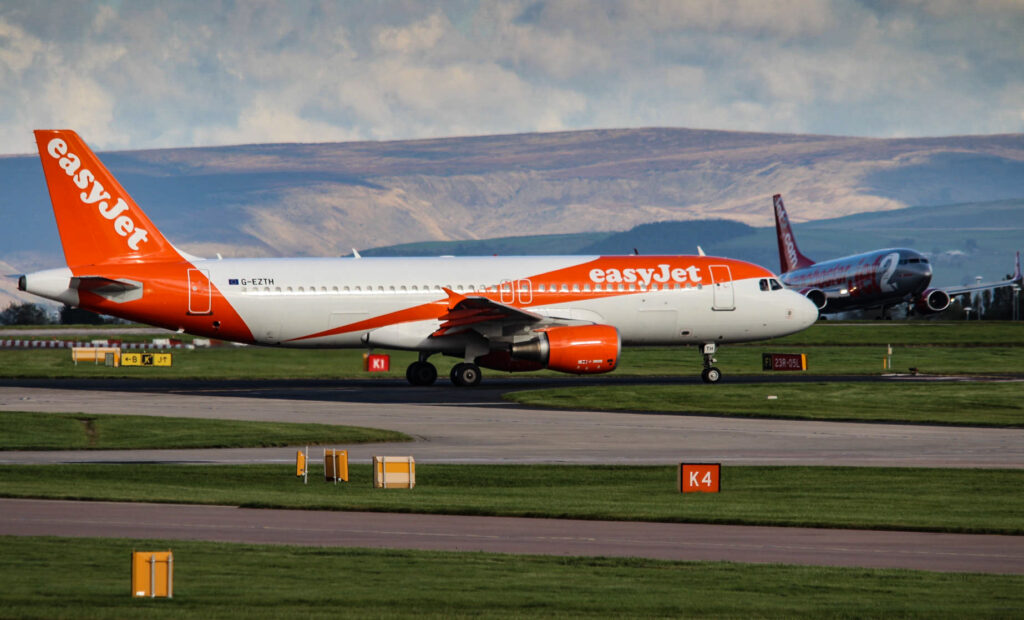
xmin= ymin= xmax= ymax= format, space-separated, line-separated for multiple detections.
xmin=34 ymin=129 xmax=182 ymax=268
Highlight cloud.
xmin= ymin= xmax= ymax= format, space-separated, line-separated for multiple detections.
xmin=375 ymin=12 xmax=448 ymax=54
xmin=0 ymin=0 xmax=1020 ymax=154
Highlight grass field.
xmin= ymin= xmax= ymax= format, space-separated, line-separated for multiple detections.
xmin=3 ymin=536 xmax=1021 ymax=619
xmin=1 ymin=465 xmax=1019 ymax=534
xmin=3 ymin=340 xmax=1024 ymax=379
xmin=504 ymin=382 xmax=1024 ymax=426
xmin=1 ymin=321 xmax=1023 ymax=380
xmin=2 ymin=322 xmax=1020 ymax=616
xmin=770 ymin=320 xmax=1024 ymax=346
xmin=0 ymin=411 xmax=409 ymax=450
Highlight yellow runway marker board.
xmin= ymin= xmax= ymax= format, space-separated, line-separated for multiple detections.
xmin=131 ymin=550 xmax=173 ymax=598
xmin=121 ymin=352 xmax=172 ymax=367
xmin=373 ymin=456 xmax=415 ymax=489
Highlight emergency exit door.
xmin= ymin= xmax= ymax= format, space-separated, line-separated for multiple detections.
xmin=187 ymin=269 xmax=212 ymax=315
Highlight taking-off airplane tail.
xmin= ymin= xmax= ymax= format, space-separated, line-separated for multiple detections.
xmin=771 ymin=193 xmax=1023 ymax=316
xmin=773 ymin=194 xmax=816 ymax=274
xmin=20 ymin=130 xmax=818 ymax=385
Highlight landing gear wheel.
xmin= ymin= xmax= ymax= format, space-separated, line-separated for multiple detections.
xmin=450 ymin=362 xmax=482 ymax=387
xmin=701 ymin=367 xmax=722 ymax=384
xmin=406 ymin=361 xmax=437 ymax=386
xmin=699 ymin=343 xmax=722 ymax=384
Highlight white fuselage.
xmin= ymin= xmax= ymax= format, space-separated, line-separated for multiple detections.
xmin=185 ymin=255 xmax=818 ymax=349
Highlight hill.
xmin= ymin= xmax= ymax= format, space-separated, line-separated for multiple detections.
xmin=2 ymin=127 xmax=1022 ymax=275
xmin=366 ymin=199 xmax=1024 ymax=288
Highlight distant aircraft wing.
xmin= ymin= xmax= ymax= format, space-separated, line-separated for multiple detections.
xmin=941 ymin=252 xmax=1022 ymax=297
xmin=432 ymin=288 xmax=544 ymax=337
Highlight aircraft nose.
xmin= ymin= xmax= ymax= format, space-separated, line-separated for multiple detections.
xmin=790 ymin=291 xmax=819 ymax=330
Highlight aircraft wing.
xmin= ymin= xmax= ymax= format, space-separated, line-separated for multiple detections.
xmin=432 ymin=288 xmax=544 ymax=337
xmin=941 ymin=252 xmax=1022 ymax=297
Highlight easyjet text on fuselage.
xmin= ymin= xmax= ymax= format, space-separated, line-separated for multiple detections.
xmin=589 ymin=264 xmax=703 ymax=285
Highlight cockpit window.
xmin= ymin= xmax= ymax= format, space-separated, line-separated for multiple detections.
xmin=770 ymin=279 xmax=783 ymax=290
xmin=759 ymin=279 xmax=769 ymax=291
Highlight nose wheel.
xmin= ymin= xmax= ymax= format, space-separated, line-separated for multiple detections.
xmin=700 ymin=343 xmax=722 ymax=384
xmin=450 ymin=362 xmax=482 ymax=387
xmin=701 ymin=367 xmax=722 ymax=383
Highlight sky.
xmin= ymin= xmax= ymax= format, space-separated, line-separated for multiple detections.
xmin=0 ymin=0 xmax=1022 ymax=155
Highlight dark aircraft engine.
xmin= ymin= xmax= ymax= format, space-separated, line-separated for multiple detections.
xmin=507 ymin=325 xmax=620 ymax=374
xmin=914 ymin=289 xmax=951 ymax=314
xmin=800 ymin=288 xmax=828 ymax=310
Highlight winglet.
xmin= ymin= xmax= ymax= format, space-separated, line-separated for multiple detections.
xmin=442 ymin=287 xmax=467 ymax=309
xmin=773 ymin=194 xmax=815 ymax=273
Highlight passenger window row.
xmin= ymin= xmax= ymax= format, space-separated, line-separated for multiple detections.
xmin=238 ymin=282 xmax=705 ymax=294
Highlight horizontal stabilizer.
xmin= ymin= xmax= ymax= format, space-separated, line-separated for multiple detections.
xmin=71 ymin=275 xmax=143 ymax=303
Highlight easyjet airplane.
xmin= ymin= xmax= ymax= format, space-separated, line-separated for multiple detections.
xmin=18 ymin=130 xmax=818 ymax=386
xmin=773 ymin=194 xmax=1022 ymax=316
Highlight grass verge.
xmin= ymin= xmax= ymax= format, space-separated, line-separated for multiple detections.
xmin=2 ymin=322 xmax=1024 ymax=380
xmin=0 ymin=465 xmax=1020 ymax=534
xmin=0 ymin=411 xmax=410 ymax=450
xmin=3 ymin=536 xmax=1022 ymax=619
xmin=4 ymin=343 xmax=1024 ymax=379
xmin=504 ymin=382 xmax=1024 ymax=426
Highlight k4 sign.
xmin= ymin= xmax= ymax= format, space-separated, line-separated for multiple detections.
xmin=678 ymin=463 xmax=721 ymax=493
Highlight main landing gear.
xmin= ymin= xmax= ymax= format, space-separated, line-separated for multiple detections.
xmin=406 ymin=355 xmax=438 ymax=386
xmin=450 ymin=362 xmax=482 ymax=387
xmin=700 ymin=343 xmax=722 ymax=384
xmin=405 ymin=354 xmax=482 ymax=387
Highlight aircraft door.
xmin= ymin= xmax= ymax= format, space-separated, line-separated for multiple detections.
xmin=499 ymin=279 xmax=532 ymax=304
xmin=710 ymin=265 xmax=735 ymax=311
xmin=499 ymin=280 xmax=515 ymax=304
xmin=187 ymin=268 xmax=212 ymax=315
xmin=516 ymin=279 xmax=533 ymax=304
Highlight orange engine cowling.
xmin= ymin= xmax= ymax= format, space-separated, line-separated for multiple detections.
xmin=509 ymin=325 xmax=620 ymax=374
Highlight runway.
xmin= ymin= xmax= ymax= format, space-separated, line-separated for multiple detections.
xmin=3 ymin=498 xmax=1022 ymax=574
xmin=1 ymin=382 xmax=1022 ymax=467
xmin=1 ymin=378 xmax=1022 ymax=575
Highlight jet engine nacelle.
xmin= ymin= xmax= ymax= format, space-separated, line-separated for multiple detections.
xmin=507 ymin=325 xmax=620 ymax=374
xmin=800 ymin=288 xmax=828 ymax=310
xmin=914 ymin=288 xmax=951 ymax=314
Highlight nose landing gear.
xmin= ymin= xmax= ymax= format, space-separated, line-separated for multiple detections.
xmin=700 ymin=343 xmax=722 ymax=384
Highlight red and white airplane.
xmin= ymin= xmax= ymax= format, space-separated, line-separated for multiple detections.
xmin=773 ymin=194 xmax=1022 ymax=317
xmin=19 ymin=130 xmax=818 ymax=386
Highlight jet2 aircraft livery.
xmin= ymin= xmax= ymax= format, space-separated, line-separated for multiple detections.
xmin=19 ymin=130 xmax=818 ymax=386
xmin=773 ymin=194 xmax=1021 ymax=317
